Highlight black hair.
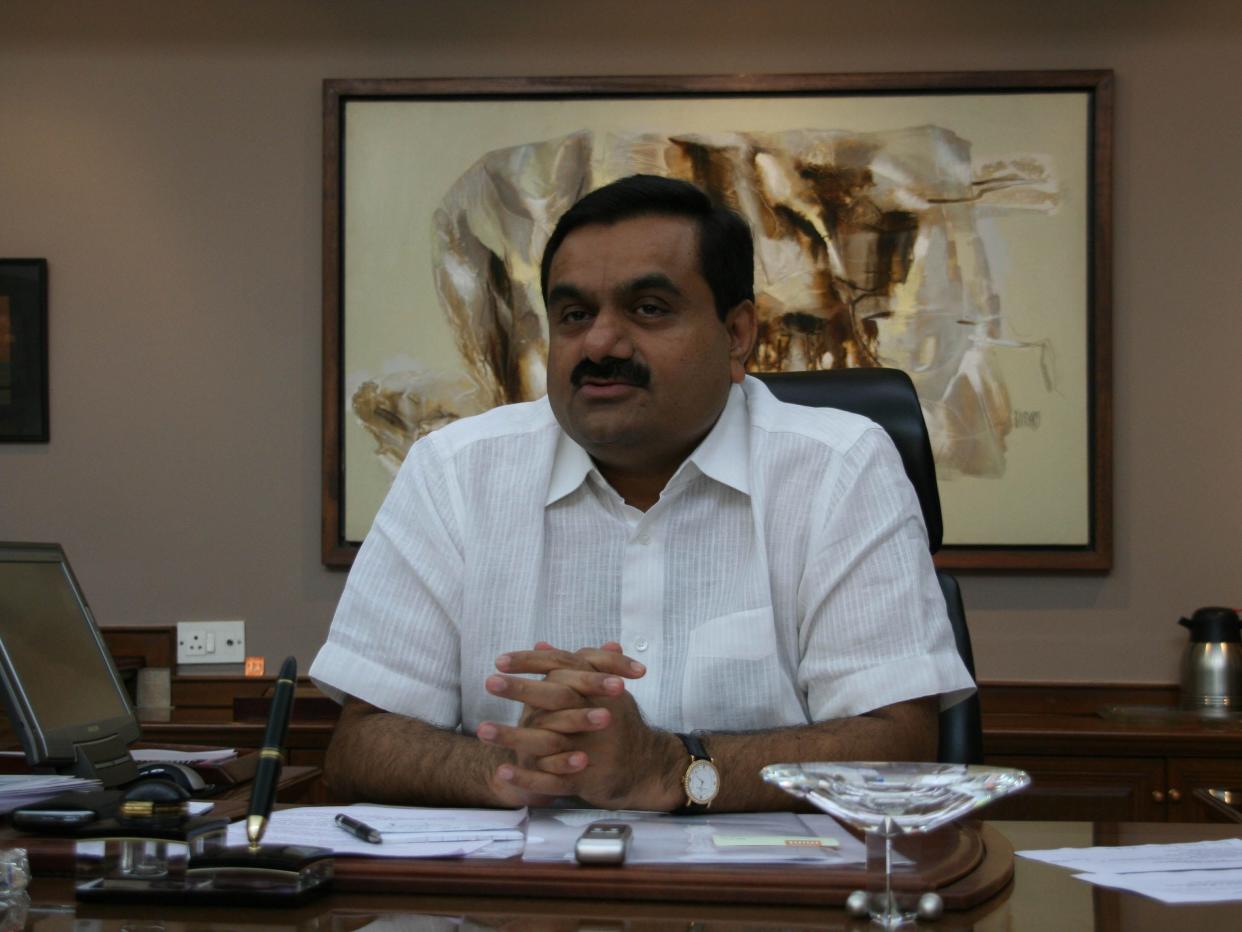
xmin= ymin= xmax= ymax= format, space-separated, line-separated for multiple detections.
xmin=539 ymin=174 xmax=754 ymax=320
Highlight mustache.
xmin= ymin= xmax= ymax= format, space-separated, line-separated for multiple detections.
xmin=570 ymin=357 xmax=652 ymax=389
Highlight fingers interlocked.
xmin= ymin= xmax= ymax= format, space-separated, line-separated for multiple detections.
xmin=476 ymin=641 xmax=646 ymax=799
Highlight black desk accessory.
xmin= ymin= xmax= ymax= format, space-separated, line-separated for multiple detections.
xmin=11 ymin=789 xmax=122 ymax=833
xmin=74 ymin=656 xmax=333 ymax=905
xmin=12 ymin=778 xmax=189 ymax=834
xmin=73 ymin=780 xmax=229 ymax=900
xmin=174 ymin=655 xmax=335 ymax=904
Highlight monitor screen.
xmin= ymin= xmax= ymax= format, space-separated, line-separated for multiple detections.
xmin=0 ymin=543 xmax=140 ymax=786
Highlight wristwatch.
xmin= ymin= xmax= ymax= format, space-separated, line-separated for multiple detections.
xmin=675 ymin=732 xmax=719 ymax=813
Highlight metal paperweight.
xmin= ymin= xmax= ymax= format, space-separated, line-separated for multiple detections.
xmin=0 ymin=849 xmax=29 ymax=899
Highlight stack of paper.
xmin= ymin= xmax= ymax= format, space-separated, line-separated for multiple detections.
xmin=0 ymin=774 xmax=102 ymax=813
xmin=1019 ymin=839 xmax=1242 ymax=904
xmin=523 ymin=809 xmax=867 ymax=865
xmin=131 ymin=747 xmax=238 ymax=764
xmin=224 ymin=805 xmax=528 ymax=859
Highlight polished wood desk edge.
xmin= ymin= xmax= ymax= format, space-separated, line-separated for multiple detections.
xmin=12 ymin=815 xmax=1009 ymax=911
xmin=326 ymin=821 xmax=1010 ymax=909
xmin=23 ymin=821 xmax=1242 ymax=928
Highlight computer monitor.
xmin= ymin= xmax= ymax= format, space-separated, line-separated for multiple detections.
xmin=0 ymin=542 xmax=140 ymax=787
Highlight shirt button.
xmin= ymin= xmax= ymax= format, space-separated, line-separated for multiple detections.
xmin=636 ymin=533 xmax=651 ymax=545
xmin=634 ymin=637 xmax=649 ymax=652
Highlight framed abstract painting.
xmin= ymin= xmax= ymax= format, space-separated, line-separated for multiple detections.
xmin=322 ymin=71 xmax=1113 ymax=571
xmin=0 ymin=259 xmax=49 ymax=443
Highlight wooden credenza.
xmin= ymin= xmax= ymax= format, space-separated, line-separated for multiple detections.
xmin=83 ymin=630 xmax=1242 ymax=823
xmin=981 ymin=683 xmax=1242 ymax=822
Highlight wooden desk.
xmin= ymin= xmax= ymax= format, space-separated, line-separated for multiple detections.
xmin=5 ymin=820 xmax=1241 ymax=929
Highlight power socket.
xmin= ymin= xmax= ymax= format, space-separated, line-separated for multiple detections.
xmin=177 ymin=620 xmax=246 ymax=665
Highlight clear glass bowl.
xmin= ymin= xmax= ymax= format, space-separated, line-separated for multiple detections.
xmin=761 ymin=762 xmax=1030 ymax=928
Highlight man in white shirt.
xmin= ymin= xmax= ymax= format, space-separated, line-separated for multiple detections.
xmin=311 ymin=175 xmax=974 ymax=812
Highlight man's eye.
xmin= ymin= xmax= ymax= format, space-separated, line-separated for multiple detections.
xmin=560 ymin=307 xmax=591 ymax=324
xmin=634 ymin=302 xmax=668 ymax=318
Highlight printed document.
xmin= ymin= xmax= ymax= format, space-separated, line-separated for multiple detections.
xmin=223 ymin=805 xmax=526 ymax=859
xmin=1019 ymin=838 xmax=1242 ymax=904
xmin=1018 ymin=838 xmax=1242 ymax=873
xmin=132 ymin=747 xmax=238 ymax=763
xmin=1077 ymin=868 xmax=1242 ymax=904
xmin=0 ymin=774 xmax=102 ymax=813
xmin=524 ymin=809 xmax=865 ymax=864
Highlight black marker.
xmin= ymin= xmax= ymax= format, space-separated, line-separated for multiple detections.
xmin=335 ymin=812 xmax=383 ymax=844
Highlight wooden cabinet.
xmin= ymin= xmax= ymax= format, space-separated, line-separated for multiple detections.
xmin=980 ymin=686 xmax=1242 ymax=823
xmin=983 ymin=755 xmax=1166 ymax=821
xmin=1167 ymin=757 xmax=1242 ymax=822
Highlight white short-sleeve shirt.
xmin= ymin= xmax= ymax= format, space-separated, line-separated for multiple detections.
xmin=310 ymin=376 xmax=975 ymax=735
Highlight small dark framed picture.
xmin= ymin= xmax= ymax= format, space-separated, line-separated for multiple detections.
xmin=0 ymin=259 xmax=50 ymax=442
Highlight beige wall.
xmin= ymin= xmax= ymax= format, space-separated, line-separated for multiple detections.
xmin=1 ymin=0 xmax=1239 ymax=684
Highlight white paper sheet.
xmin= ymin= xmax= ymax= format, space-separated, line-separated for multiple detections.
xmin=224 ymin=806 xmax=502 ymax=858
xmin=1018 ymin=838 xmax=1242 ymax=874
xmin=0 ymin=774 xmax=103 ymax=813
xmin=132 ymin=747 xmax=238 ymax=763
xmin=1076 ymin=868 xmax=1242 ymax=904
xmin=343 ymin=802 xmax=526 ymax=841
xmin=523 ymin=809 xmax=866 ymax=865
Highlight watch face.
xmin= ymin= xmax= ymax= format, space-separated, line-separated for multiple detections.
xmin=685 ymin=759 xmax=720 ymax=804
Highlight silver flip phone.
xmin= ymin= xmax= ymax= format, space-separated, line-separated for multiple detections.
xmin=574 ymin=820 xmax=633 ymax=865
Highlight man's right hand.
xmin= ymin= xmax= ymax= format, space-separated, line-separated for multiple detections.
xmin=476 ymin=642 xmax=682 ymax=810
xmin=475 ymin=642 xmax=642 ymax=801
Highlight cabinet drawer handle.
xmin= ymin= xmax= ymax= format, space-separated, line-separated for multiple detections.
xmin=1168 ymin=788 xmax=1182 ymax=803
xmin=1152 ymin=790 xmax=1165 ymax=803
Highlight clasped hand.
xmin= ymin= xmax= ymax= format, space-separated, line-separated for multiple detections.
xmin=475 ymin=641 xmax=678 ymax=810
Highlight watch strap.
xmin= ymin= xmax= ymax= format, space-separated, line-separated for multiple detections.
xmin=675 ymin=732 xmax=715 ymax=814
xmin=678 ymin=731 xmax=711 ymax=763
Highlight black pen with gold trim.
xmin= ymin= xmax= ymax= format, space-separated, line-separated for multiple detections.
xmin=246 ymin=655 xmax=297 ymax=848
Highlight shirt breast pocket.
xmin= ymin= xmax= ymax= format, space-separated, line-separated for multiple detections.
xmin=682 ymin=607 xmax=807 ymax=732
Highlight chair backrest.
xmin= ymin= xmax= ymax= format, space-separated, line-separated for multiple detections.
xmin=754 ymin=369 xmax=984 ymax=764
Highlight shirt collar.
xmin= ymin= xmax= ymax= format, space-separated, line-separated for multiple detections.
xmin=683 ymin=382 xmax=750 ymax=495
xmin=544 ymin=382 xmax=751 ymax=506
xmin=546 ymin=429 xmax=596 ymax=506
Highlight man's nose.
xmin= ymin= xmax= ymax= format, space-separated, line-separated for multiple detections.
xmin=581 ymin=308 xmax=634 ymax=361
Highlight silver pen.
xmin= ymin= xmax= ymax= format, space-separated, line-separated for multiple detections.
xmin=335 ymin=812 xmax=382 ymax=844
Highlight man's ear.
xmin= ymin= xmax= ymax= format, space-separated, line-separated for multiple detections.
xmin=723 ymin=300 xmax=758 ymax=384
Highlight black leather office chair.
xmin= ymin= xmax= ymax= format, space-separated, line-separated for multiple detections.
xmin=755 ymin=368 xmax=984 ymax=764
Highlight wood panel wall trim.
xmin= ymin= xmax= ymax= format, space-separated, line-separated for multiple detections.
xmin=161 ymin=673 xmax=1187 ymax=727
xmin=100 ymin=625 xmax=176 ymax=669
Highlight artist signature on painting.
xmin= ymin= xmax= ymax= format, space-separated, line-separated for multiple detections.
xmin=1013 ymin=410 xmax=1042 ymax=430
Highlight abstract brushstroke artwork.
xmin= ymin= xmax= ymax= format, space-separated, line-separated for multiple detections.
xmin=0 ymin=259 xmax=49 ymax=443
xmin=323 ymin=74 xmax=1112 ymax=570
xmin=0 ymin=297 xmax=12 ymax=406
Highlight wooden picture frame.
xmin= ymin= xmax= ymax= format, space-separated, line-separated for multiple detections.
xmin=323 ymin=71 xmax=1113 ymax=572
xmin=0 ymin=259 xmax=50 ymax=443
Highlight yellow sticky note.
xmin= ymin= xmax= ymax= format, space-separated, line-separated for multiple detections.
xmin=712 ymin=835 xmax=840 ymax=848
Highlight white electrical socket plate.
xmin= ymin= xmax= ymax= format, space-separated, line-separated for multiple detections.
xmin=177 ymin=620 xmax=246 ymax=665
